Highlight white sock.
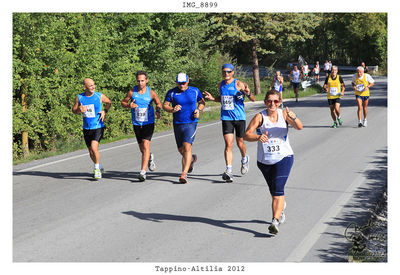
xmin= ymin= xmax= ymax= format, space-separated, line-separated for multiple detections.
xmin=226 ymin=165 xmax=232 ymax=173
xmin=241 ymin=156 xmax=247 ymax=163
xmin=94 ymin=163 xmax=100 ymax=169
xmin=140 ymin=170 xmax=146 ymax=175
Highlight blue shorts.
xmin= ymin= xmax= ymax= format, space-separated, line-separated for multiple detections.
xmin=257 ymin=155 xmax=294 ymax=196
xmin=356 ymin=95 xmax=369 ymax=101
xmin=173 ymin=122 xmax=197 ymax=148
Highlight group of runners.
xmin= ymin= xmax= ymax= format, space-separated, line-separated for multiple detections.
xmin=72 ymin=61 xmax=374 ymax=235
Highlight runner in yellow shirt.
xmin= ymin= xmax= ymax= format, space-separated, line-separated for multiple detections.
xmin=352 ymin=66 xmax=375 ymax=127
xmin=323 ymin=66 xmax=345 ymax=128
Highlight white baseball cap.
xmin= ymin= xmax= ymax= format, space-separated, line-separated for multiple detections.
xmin=176 ymin=73 xmax=189 ymax=83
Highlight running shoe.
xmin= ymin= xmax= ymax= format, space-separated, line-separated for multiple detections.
xmin=93 ymin=168 xmax=102 ymax=180
xmin=338 ymin=117 xmax=343 ymax=126
xmin=268 ymin=218 xmax=280 ymax=235
xmin=358 ymin=122 xmax=363 ymax=128
xmin=280 ymin=201 xmax=287 ymax=224
xmin=138 ymin=171 xmax=146 ymax=182
xmin=241 ymin=155 xmax=250 ymax=175
xmin=222 ymin=171 xmax=234 ymax=183
xmin=188 ymin=154 xmax=198 ymax=173
xmin=331 ymin=121 xmax=338 ymax=128
xmin=179 ymin=172 xmax=188 ymax=184
xmin=148 ymin=153 xmax=156 ymax=171
xmin=363 ymin=119 xmax=368 ymax=127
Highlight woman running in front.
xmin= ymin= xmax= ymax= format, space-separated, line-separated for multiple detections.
xmin=244 ymin=90 xmax=303 ymax=235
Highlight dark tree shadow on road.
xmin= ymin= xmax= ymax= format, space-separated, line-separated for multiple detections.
xmin=315 ymin=148 xmax=387 ymax=262
xmin=122 ymin=210 xmax=274 ymax=238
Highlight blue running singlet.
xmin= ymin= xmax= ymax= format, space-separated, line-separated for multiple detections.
xmin=131 ymin=86 xmax=155 ymax=126
xmin=78 ymin=91 xmax=104 ymax=130
xmin=220 ymin=79 xmax=246 ymax=121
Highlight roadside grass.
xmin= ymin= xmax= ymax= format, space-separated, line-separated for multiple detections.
xmin=14 ymin=81 xmax=321 ymax=165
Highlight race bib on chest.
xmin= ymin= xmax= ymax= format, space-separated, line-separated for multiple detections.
xmin=330 ymin=87 xmax=339 ymax=96
xmin=221 ymin=95 xmax=234 ymax=110
xmin=83 ymin=104 xmax=96 ymax=118
xmin=263 ymin=138 xmax=283 ymax=160
xmin=356 ymin=84 xmax=365 ymax=92
xmin=135 ymin=108 xmax=148 ymax=122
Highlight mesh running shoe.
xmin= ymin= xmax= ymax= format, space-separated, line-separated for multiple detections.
xmin=138 ymin=171 xmax=146 ymax=182
xmin=280 ymin=201 xmax=287 ymax=224
xmin=222 ymin=171 xmax=234 ymax=183
xmin=93 ymin=168 xmax=102 ymax=180
xmin=148 ymin=153 xmax=156 ymax=171
xmin=338 ymin=117 xmax=343 ymax=126
xmin=358 ymin=122 xmax=363 ymax=128
xmin=188 ymin=154 xmax=197 ymax=173
xmin=179 ymin=172 xmax=188 ymax=184
xmin=331 ymin=122 xmax=338 ymax=128
xmin=268 ymin=218 xmax=280 ymax=235
xmin=241 ymin=155 xmax=250 ymax=175
xmin=363 ymin=119 xmax=368 ymax=127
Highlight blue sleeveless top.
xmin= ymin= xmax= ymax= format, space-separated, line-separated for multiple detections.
xmin=78 ymin=91 xmax=104 ymax=130
xmin=220 ymin=79 xmax=246 ymax=121
xmin=131 ymin=86 xmax=155 ymax=126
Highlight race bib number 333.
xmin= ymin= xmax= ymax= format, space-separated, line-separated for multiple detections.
xmin=262 ymin=138 xmax=282 ymax=160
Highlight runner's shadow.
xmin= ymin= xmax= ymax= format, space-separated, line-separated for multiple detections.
xmin=122 ymin=210 xmax=274 ymax=238
xmin=13 ymin=171 xmax=94 ymax=181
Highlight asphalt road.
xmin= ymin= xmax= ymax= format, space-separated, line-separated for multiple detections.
xmin=13 ymin=76 xmax=387 ymax=263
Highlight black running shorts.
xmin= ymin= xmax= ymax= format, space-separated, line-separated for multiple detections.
xmin=328 ymin=98 xmax=341 ymax=105
xmin=133 ymin=123 xmax=155 ymax=144
xmin=222 ymin=120 xmax=246 ymax=138
xmin=83 ymin=127 xmax=104 ymax=148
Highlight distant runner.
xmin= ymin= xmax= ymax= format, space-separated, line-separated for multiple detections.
xmin=121 ymin=71 xmax=162 ymax=181
xmin=244 ymin=90 xmax=303 ymax=235
xmin=352 ymin=66 xmax=375 ymax=127
xmin=72 ymin=78 xmax=112 ymax=180
xmin=270 ymin=70 xmax=284 ymax=107
xmin=313 ymin=61 xmax=320 ymax=82
xmin=323 ymin=66 xmax=345 ymax=128
xmin=290 ymin=65 xmax=301 ymax=102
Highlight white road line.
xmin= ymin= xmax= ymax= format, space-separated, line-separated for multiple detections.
xmin=285 ymin=161 xmax=375 ymax=262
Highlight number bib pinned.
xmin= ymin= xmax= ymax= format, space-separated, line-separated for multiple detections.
xmin=135 ymin=108 xmax=148 ymax=122
xmin=329 ymin=87 xmax=339 ymax=96
xmin=262 ymin=138 xmax=283 ymax=161
xmin=221 ymin=95 xmax=234 ymax=110
xmin=83 ymin=104 xmax=96 ymax=118
xmin=356 ymin=84 xmax=365 ymax=92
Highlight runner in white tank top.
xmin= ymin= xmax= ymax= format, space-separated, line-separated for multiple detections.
xmin=244 ymin=90 xmax=303 ymax=235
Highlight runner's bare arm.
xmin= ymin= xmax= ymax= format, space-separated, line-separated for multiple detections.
xmin=121 ymin=91 xmax=135 ymax=108
xmin=284 ymin=107 xmax=303 ymax=130
xmin=244 ymin=113 xmax=264 ymax=142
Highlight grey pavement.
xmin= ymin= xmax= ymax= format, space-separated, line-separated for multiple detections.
xmin=13 ymin=76 xmax=387 ymax=262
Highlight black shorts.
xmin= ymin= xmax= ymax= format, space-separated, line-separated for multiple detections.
xmin=83 ymin=127 xmax=104 ymax=148
xmin=222 ymin=120 xmax=246 ymax=138
xmin=292 ymin=82 xmax=300 ymax=89
xmin=133 ymin=123 xmax=155 ymax=143
xmin=328 ymin=98 xmax=341 ymax=105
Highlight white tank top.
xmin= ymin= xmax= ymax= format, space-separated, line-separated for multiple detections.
xmin=273 ymin=77 xmax=282 ymax=91
xmin=314 ymin=64 xmax=320 ymax=73
xmin=257 ymin=109 xmax=294 ymax=165
xmin=292 ymin=70 xmax=300 ymax=83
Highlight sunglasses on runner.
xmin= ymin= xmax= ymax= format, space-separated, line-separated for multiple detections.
xmin=267 ymin=99 xmax=280 ymax=105
xmin=222 ymin=70 xmax=233 ymax=74
xmin=177 ymin=82 xmax=187 ymax=85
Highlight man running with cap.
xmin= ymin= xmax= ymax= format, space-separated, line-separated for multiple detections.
xmin=163 ymin=73 xmax=205 ymax=183
xmin=121 ymin=70 xmax=162 ymax=181
xmin=72 ymin=78 xmax=112 ymax=180
xmin=203 ymin=63 xmax=255 ymax=182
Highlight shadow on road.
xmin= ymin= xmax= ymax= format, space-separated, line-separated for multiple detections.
xmin=122 ymin=210 xmax=274 ymax=238
xmin=315 ymin=148 xmax=387 ymax=262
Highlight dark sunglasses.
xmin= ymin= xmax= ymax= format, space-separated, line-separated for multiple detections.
xmin=267 ymin=99 xmax=280 ymax=105
xmin=177 ymin=82 xmax=187 ymax=85
xmin=222 ymin=70 xmax=233 ymax=74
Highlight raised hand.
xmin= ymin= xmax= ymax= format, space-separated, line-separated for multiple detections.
xmin=79 ymin=103 xmax=87 ymax=113
xmin=285 ymin=106 xmax=296 ymax=120
xmin=258 ymin=131 xmax=269 ymax=143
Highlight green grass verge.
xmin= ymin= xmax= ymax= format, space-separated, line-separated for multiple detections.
xmin=14 ymin=81 xmax=321 ymax=165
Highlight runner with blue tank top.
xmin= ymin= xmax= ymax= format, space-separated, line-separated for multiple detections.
xmin=163 ymin=73 xmax=205 ymax=184
xmin=203 ymin=64 xmax=255 ymax=182
xmin=121 ymin=71 xmax=162 ymax=181
xmin=72 ymin=78 xmax=112 ymax=180
xmin=244 ymin=90 xmax=303 ymax=235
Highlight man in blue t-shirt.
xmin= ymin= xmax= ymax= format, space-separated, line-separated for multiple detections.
xmin=203 ymin=64 xmax=255 ymax=182
xmin=72 ymin=78 xmax=112 ymax=180
xmin=163 ymin=73 xmax=205 ymax=183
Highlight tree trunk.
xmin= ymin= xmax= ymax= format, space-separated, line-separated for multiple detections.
xmin=21 ymin=80 xmax=29 ymax=157
xmin=251 ymin=39 xmax=261 ymax=95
